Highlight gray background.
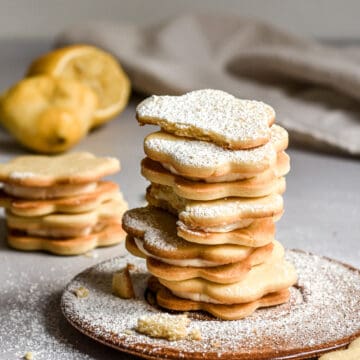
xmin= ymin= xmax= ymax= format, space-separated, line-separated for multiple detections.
xmin=0 ymin=1 xmax=360 ymax=359
xmin=1 ymin=0 xmax=360 ymax=40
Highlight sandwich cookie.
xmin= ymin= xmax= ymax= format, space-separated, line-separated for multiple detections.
xmin=0 ymin=152 xmax=127 ymax=256
xmin=141 ymin=152 xmax=289 ymax=200
xmin=159 ymin=259 xmax=297 ymax=304
xmin=0 ymin=181 xmax=119 ymax=216
xmin=123 ymin=207 xmax=274 ymax=267
xmin=147 ymin=240 xmax=284 ymax=284
xmin=8 ymin=223 xmax=126 ymax=256
xmin=0 ymin=152 xmax=119 ymax=199
xmin=149 ymin=277 xmax=290 ymax=321
xmin=6 ymin=195 xmax=127 ymax=238
xmin=146 ymin=184 xmax=284 ymax=231
xmin=143 ymin=124 xmax=288 ymax=182
xmin=137 ymin=89 xmax=275 ymax=149
xmin=177 ymin=218 xmax=276 ymax=247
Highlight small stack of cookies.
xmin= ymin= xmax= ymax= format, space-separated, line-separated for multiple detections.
xmin=0 ymin=152 xmax=127 ymax=255
xmin=123 ymin=89 xmax=297 ymax=320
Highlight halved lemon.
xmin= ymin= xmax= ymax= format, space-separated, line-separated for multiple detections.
xmin=27 ymin=45 xmax=131 ymax=126
xmin=0 ymin=75 xmax=98 ymax=153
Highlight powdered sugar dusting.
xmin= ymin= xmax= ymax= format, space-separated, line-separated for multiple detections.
xmin=61 ymin=250 xmax=360 ymax=359
xmin=137 ymin=89 xmax=274 ymax=146
xmin=1 ymin=264 xmax=93 ymax=360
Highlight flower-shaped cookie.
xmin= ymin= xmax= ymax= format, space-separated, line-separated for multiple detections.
xmin=154 ymin=280 xmax=290 ymax=321
xmin=0 ymin=181 xmax=119 ymax=216
xmin=146 ymin=184 xmax=284 ymax=230
xmin=0 ymin=152 xmax=120 ymax=186
xmin=8 ymin=223 xmax=126 ymax=255
xmin=136 ymin=89 xmax=275 ymax=149
xmin=141 ymin=155 xmax=288 ymax=200
xmin=147 ymin=241 xmax=282 ymax=284
xmin=143 ymin=124 xmax=288 ymax=181
xmin=6 ymin=195 xmax=127 ymax=237
xmin=159 ymin=260 xmax=297 ymax=304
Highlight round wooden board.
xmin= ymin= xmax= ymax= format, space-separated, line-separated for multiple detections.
xmin=61 ymin=250 xmax=360 ymax=360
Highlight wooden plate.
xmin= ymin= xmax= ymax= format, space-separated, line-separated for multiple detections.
xmin=61 ymin=250 xmax=360 ymax=359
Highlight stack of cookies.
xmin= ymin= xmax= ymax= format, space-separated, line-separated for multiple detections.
xmin=0 ymin=152 xmax=127 ymax=255
xmin=123 ymin=89 xmax=297 ymax=320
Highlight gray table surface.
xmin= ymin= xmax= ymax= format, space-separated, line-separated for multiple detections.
xmin=0 ymin=39 xmax=359 ymax=360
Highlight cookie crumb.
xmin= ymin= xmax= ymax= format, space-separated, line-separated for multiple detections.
xmin=136 ymin=313 xmax=190 ymax=341
xmin=24 ymin=352 xmax=34 ymax=360
xmin=188 ymin=328 xmax=202 ymax=341
xmin=73 ymin=286 xmax=89 ymax=298
xmin=112 ymin=267 xmax=135 ymax=299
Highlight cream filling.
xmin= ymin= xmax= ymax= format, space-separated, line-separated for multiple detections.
xmin=23 ymin=221 xmax=113 ymax=238
xmin=151 ymin=185 xmax=187 ymax=211
xmin=204 ymin=173 xmax=253 ymax=183
xmin=163 ymin=260 xmax=297 ymax=305
xmin=24 ymin=226 xmax=92 ymax=238
xmin=151 ymin=185 xmax=254 ymax=232
xmin=134 ymin=237 xmax=221 ymax=267
xmin=194 ymin=219 xmax=254 ymax=232
xmin=172 ymin=290 xmax=222 ymax=304
xmin=161 ymin=163 xmax=253 ymax=183
xmin=3 ymin=182 xmax=97 ymax=199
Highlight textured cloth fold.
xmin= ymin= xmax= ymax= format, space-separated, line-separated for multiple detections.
xmin=57 ymin=13 xmax=360 ymax=155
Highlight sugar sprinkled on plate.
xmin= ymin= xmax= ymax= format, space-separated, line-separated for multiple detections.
xmin=61 ymin=250 xmax=360 ymax=359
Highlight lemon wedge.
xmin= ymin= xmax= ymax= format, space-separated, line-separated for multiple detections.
xmin=27 ymin=45 xmax=130 ymax=126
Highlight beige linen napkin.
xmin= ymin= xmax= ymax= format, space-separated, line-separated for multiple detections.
xmin=57 ymin=13 xmax=360 ymax=155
